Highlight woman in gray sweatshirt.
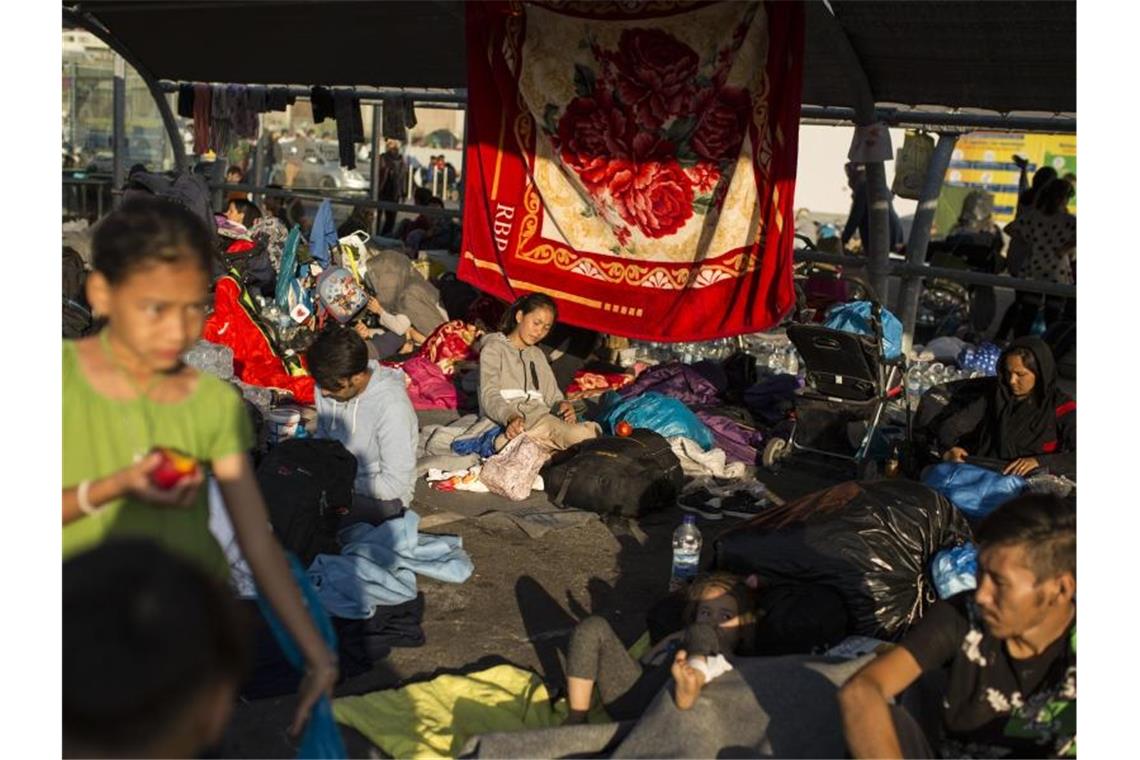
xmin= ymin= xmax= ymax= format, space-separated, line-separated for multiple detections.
xmin=478 ymin=294 xmax=600 ymax=451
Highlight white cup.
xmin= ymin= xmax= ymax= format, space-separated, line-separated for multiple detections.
xmin=266 ymin=407 xmax=301 ymax=443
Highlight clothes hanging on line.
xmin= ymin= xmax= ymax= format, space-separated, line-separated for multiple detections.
xmin=311 ymin=85 xmax=335 ymax=124
xmin=382 ymin=96 xmax=407 ymax=142
xmin=177 ymin=83 xmax=195 ymax=118
xmin=334 ymin=91 xmax=365 ymax=168
xmin=192 ymin=83 xmax=212 ymax=154
xmin=227 ymin=83 xmax=260 ymax=139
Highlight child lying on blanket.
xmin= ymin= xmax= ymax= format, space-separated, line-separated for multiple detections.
xmin=564 ymin=572 xmax=759 ymax=724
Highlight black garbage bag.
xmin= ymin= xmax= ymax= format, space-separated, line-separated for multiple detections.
xmin=714 ymin=480 xmax=971 ymax=640
xmin=754 ymin=583 xmax=851 ymax=655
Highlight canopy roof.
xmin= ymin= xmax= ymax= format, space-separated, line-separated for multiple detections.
xmin=67 ymin=0 xmax=1075 ymax=116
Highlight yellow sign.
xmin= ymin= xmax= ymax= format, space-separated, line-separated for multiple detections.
xmin=944 ymin=132 xmax=1077 ymax=224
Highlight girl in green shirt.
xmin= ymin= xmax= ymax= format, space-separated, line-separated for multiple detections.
xmin=62 ymin=196 xmax=337 ymax=738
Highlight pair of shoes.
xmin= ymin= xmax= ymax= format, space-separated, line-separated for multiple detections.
xmin=679 ymin=490 xmax=724 ymax=520
xmin=720 ymin=492 xmax=771 ymax=519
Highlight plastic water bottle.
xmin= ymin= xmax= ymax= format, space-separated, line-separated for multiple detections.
xmin=905 ymin=365 xmax=924 ymax=410
xmin=670 ymin=515 xmax=702 ymax=592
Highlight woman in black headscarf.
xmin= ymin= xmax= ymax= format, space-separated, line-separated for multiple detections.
xmin=937 ymin=336 xmax=1075 ymax=478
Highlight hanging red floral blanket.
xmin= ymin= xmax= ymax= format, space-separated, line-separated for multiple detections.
xmin=459 ymin=1 xmax=804 ymax=341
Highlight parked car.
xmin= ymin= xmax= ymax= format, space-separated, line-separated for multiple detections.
xmin=270 ymin=139 xmax=369 ymax=193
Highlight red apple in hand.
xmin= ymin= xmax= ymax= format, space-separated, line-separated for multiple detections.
xmin=616 ymin=420 xmax=634 ymax=437
xmin=149 ymin=447 xmax=200 ymax=490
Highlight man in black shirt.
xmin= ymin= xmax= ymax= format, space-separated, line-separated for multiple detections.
xmin=839 ymin=494 xmax=1076 ymax=758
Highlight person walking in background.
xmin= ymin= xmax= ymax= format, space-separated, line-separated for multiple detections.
xmin=841 ymin=162 xmax=903 ymax=254
xmin=377 ymin=139 xmax=408 ymax=236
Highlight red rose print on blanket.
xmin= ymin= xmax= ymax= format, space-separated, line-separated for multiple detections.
xmin=610 ymin=28 xmax=700 ymax=129
xmin=686 ymin=162 xmax=721 ymax=194
xmin=547 ymin=28 xmax=752 ymax=242
xmin=608 ymin=161 xmax=694 ymax=239
xmin=691 ymin=86 xmax=752 ymax=162
xmin=557 ymin=87 xmax=635 ymax=187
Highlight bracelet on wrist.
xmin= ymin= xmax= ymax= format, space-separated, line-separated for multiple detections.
xmin=77 ymin=480 xmax=100 ymax=515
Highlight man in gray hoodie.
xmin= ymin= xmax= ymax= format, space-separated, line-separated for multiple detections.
xmin=307 ymin=327 xmax=419 ymax=524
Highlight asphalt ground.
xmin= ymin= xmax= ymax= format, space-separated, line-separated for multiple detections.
xmin=221 ymin=409 xmax=848 ymax=758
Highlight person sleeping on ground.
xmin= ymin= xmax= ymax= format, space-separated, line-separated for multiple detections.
xmin=307 ymin=326 xmax=418 ymax=526
xmin=563 ymin=572 xmax=759 ymax=724
xmin=478 ymin=293 xmax=601 ymax=452
xmin=936 ymin=336 xmax=1075 ymax=479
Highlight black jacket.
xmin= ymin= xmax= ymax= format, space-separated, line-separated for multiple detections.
xmin=936 ymin=337 xmax=1075 ymax=479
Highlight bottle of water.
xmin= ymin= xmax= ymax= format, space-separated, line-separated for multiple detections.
xmin=905 ymin=365 xmax=924 ymax=411
xmin=670 ymin=515 xmax=702 ymax=592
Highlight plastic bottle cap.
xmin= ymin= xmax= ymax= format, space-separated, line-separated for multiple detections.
xmin=682 ymin=514 xmax=697 ymax=526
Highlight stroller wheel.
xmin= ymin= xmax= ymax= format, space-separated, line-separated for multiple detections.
xmin=762 ymin=438 xmax=790 ymax=470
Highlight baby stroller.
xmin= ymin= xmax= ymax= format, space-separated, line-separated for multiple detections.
xmin=762 ymin=301 xmax=906 ymax=479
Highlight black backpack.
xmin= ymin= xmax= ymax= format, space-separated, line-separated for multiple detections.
xmin=225 ymin=239 xmax=277 ymax=298
xmin=256 ymin=439 xmax=357 ymax=565
xmin=540 ymin=429 xmax=683 ymax=518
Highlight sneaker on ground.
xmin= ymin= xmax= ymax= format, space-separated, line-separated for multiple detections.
xmin=720 ymin=493 xmax=770 ymax=519
xmin=679 ymin=493 xmax=724 ymax=521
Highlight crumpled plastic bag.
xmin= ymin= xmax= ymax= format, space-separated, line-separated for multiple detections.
xmin=931 ymin=542 xmax=978 ymax=599
xmin=823 ymin=300 xmax=904 ymax=359
xmin=479 ymin=434 xmax=551 ymax=501
xmin=922 ymin=462 xmax=1025 ymax=520
xmin=957 ymin=341 xmax=1002 ymax=376
xmin=255 ymin=554 xmax=347 ymax=759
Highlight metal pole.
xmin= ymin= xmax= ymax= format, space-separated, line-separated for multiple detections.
xmin=249 ymin=115 xmax=263 ymax=206
xmin=897 ymin=133 xmax=959 ymax=353
xmin=69 ymin=62 xmax=78 ymax=153
xmin=799 ymin=105 xmax=1075 ymax=135
xmin=791 ymin=248 xmax=1076 ymax=299
xmin=111 ymin=54 xmax=126 ymax=206
xmin=369 ymin=103 xmax=382 ymax=236
xmin=458 ymin=104 xmax=470 ymax=216
xmin=864 ymin=161 xmax=892 ymax=302
xmin=157 ymin=80 xmax=469 ymax=106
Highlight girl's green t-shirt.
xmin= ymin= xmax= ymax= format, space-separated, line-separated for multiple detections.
xmin=62 ymin=341 xmax=253 ymax=577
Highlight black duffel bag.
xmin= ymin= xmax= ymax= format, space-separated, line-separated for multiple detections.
xmin=714 ymin=479 xmax=971 ymax=640
xmin=541 ymin=429 xmax=682 ymax=518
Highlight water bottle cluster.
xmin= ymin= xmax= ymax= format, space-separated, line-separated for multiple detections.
xmin=904 ymin=361 xmax=986 ymax=410
xmin=183 ymin=340 xmax=275 ymax=413
xmin=629 ymin=333 xmax=802 ymax=377
xmin=183 ymin=340 xmax=235 ymax=381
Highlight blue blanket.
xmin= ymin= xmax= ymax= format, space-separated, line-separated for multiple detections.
xmin=308 ymin=510 xmax=474 ymax=618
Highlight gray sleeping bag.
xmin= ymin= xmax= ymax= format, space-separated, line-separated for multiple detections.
xmin=461 ymin=655 xmax=873 ymax=759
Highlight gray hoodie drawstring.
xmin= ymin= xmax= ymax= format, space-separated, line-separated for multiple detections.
xmin=328 ymin=396 xmax=359 ymax=436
